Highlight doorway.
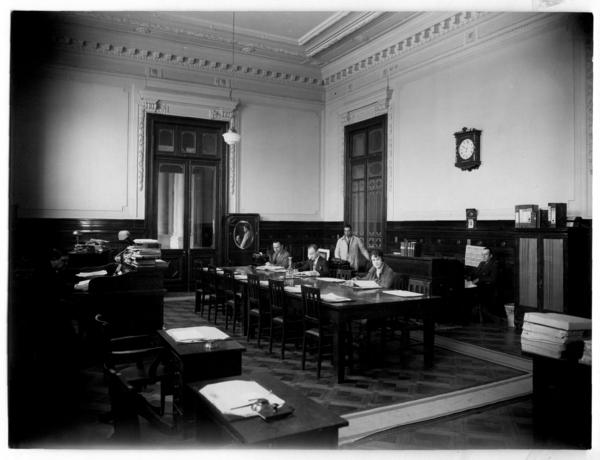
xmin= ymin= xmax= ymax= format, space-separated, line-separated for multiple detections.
xmin=146 ymin=114 xmax=228 ymax=290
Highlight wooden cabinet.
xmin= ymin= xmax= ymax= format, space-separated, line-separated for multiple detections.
xmin=515 ymin=228 xmax=591 ymax=322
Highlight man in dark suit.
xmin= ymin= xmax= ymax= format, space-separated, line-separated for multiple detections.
xmin=266 ymin=241 xmax=291 ymax=268
xmin=472 ymin=247 xmax=501 ymax=322
xmin=297 ymin=244 xmax=329 ymax=276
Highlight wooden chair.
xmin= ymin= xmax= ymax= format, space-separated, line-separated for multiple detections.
xmin=194 ymin=267 xmax=209 ymax=316
xmin=107 ymin=367 xmax=176 ymax=442
xmin=95 ymin=314 xmax=171 ymax=416
xmin=301 ymin=285 xmax=333 ymax=379
xmin=223 ymin=268 xmax=243 ymax=333
xmin=246 ymin=274 xmax=271 ymax=347
xmin=268 ymin=279 xmax=302 ymax=359
xmin=396 ymin=278 xmax=431 ymax=346
xmin=206 ymin=266 xmax=226 ymax=325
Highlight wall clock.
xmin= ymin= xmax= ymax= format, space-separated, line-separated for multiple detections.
xmin=454 ymin=127 xmax=481 ymax=171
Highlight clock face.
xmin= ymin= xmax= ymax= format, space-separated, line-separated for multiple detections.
xmin=458 ymin=139 xmax=475 ymax=160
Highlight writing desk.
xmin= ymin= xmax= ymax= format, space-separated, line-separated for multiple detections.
xmin=224 ymin=266 xmax=442 ymax=383
xmin=188 ymin=372 xmax=348 ymax=448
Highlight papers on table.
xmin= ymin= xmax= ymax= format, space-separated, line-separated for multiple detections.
xmin=464 ymin=280 xmax=477 ymax=289
xmin=76 ymin=270 xmax=107 ymax=278
xmin=317 ymin=277 xmax=346 ymax=283
xmin=74 ymin=279 xmax=91 ymax=292
xmin=521 ymin=312 xmax=591 ymax=359
xmin=465 ymin=245 xmax=487 ymax=268
xmin=352 ymin=280 xmax=381 ymax=289
xmin=321 ymin=292 xmax=352 ymax=303
xmin=259 ymin=280 xmax=269 ymax=287
xmin=382 ymin=290 xmax=424 ymax=298
xmin=255 ymin=265 xmax=286 ymax=272
xmin=284 ymin=285 xmax=302 ymax=294
xmin=166 ymin=326 xmax=229 ymax=343
xmin=296 ymin=271 xmax=318 ymax=277
xmin=199 ymin=380 xmax=285 ymax=418
xmin=234 ymin=274 xmax=248 ymax=280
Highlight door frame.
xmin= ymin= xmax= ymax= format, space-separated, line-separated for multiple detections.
xmin=343 ymin=114 xmax=387 ymax=251
xmin=145 ymin=113 xmax=228 ymax=290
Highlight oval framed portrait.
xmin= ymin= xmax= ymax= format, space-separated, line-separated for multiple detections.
xmin=233 ymin=220 xmax=254 ymax=250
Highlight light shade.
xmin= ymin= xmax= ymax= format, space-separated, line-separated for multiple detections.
xmin=223 ymin=128 xmax=241 ymax=146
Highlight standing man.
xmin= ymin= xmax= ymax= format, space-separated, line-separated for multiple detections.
xmin=471 ymin=247 xmax=501 ymax=322
xmin=334 ymin=224 xmax=370 ymax=270
xmin=297 ymin=244 xmax=329 ymax=276
xmin=266 ymin=241 xmax=291 ymax=268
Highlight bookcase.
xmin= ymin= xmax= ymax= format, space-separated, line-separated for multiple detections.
xmin=515 ymin=227 xmax=591 ymax=325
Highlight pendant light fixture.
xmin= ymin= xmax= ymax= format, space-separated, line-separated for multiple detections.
xmin=222 ymin=12 xmax=241 ymax=146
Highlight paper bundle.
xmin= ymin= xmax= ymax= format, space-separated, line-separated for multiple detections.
xmin=200 ymin=380 xmax=285 ymax=418
xmin=521 ymin=312 xmax=591 ymax=359
xmin=166 ymin=326 xmax=229 ymax=343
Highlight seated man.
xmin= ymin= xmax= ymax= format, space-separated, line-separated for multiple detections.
xmin=296 ymin=244 xmax=329 ymax=276
xmin=354 ymin=249 xmax=395 ymax=288
xmin=266 ymin=241 xmax=291 ymax=268
xmin=471 ymin=247 xmax=501 ymax=322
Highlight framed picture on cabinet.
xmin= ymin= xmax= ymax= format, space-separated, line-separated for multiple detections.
xmin=224 ymin=214 xmax=260 ymax=265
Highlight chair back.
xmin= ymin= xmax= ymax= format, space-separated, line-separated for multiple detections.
xmin=206 ymin=265 xmax=219 ymax=292
xmin=247 ymin=273 xmax=262 ymax=308
xmin=268 ymin=279 xmax=287 ymax=317
xmin=407 ymin=278 xmax=431 ymax=296
xmin=335 ymin=268 xmax=353 ymax=280
xmin=301 ymin=285 xmax=322 ymax=329
xmin=222 ymin=268 xmax=236 ymax=294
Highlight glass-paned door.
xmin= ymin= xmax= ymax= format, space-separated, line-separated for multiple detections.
xmin=345 ymin=115 xmax=386 ymax=250
xmin=147 ymin=115 xmax=227 ymax=290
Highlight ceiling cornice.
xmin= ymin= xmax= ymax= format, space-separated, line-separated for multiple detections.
xmin=322 ymin=11 xmax=489 ymax=86
xmin=52 ymin=35 xmax=323 ymax=88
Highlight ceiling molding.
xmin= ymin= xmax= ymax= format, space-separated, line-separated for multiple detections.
xmin=299 ymin=12 xmax=351 ymax=45
xmin=301 ymin=12 xmax=385 ymax=57
xmin=322 ymin=11 xmax=489 ymax=86
xmin=52 ymin=35 xmax=323 ymax=88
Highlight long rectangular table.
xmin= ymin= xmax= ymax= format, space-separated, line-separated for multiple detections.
xmin=218 ymin=266 xmax=442 ymax=383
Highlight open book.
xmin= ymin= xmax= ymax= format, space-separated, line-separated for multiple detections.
xmin=352 ymin=280 xmax=381 ymax=289
xmin=166 ymin=326 xmax=229 ymax=343
xmin=199 ymin=380 xmax=285 ymax=418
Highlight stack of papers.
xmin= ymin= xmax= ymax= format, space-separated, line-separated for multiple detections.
xmin=76 ymin=270 xmax=108 ymax=278
xmin=521 ymin=313 xmax=591 ymax=359
xmin=321 ymin=293 xmax=352 ymax=303
xmin=580 ymin=340 xmax=591 ymax=365
xmin=352 ymin=280 xmax=381 ymax=289
xmin=284 ymin=285 xmax=302 ymax=294
xmin=199 ymin=380 xmax=285 ymax=418
xmin=255 ymin=265 xmax=287 ymax=272
xmin=74 ymin=279 xmax=91 ymax=292
xmin=259 ymin=280 xmax=269 ymax=287
xmin=166 ymin=326 xmax=229 ymax=343
xmin=382 ymin=290 xmax=424 ymax=298
xmin=234 ymin=274 xmax=248 ymax=280
xmin=464 ymin=280 xmax=477 ymax=289
xmin=317 ymin=277 xmax=345 ymax=283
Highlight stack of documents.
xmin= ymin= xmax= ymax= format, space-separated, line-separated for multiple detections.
xmin=125 ymin=239 xmax=162 ymax=269
xmin=284 ymin=285 xmax=302 ymax=294
xmin=166 ymin=326 xmax=229 ymax=343
xmin=74 ymin=279 xmax=91 ymax=292
xmin=76 ymin=270 xmax=108 ymax=278
xmin=317 ymin=277 xmax=345 ymax=283
xmin=382 ymin=290 xmax=424 ymax=298
xmin=199 ymin=380 xmax=285 ymax=418
xmin=579 ymin=339 xmax=591 ymax=366
xmin=321 ymin=292 xmax=352 ymax=303
xmin=521 ymin=312 xmax=591 ymax=359
xmin=234 ymin=274 xmax=248 ymax=280
xmin=255 ymin=265 xmax=286 ymax=272
xmin=352 ymin=280 xmax=381 ymax=289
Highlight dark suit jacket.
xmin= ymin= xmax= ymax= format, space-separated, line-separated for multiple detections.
xmin=267 ymin=249 xmax=291 ymax=268
xmin=359 ymin=262 xmax=396 ymax=289
xmin=473 ymin=258 xmax=498 ymax=286
xmin=297 ymin=256 xmax=329 ymax=276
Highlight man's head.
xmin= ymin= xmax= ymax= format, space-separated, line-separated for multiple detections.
xmin=343 ymin=224 xmax=352 ymax=238
xmin=272 ymin=241 xmax=283 ymax=254
xmin=482 ymin=247 xmax=493 ymax=263
xmin=118 ymin=230 xmax=131 ymax=241
xmin=307 ymin=244 xmax=318 ymax=260
xmin=370 ymin=249 xmax=384 ymax=270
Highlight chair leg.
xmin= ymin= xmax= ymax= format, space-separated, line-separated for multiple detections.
xmin=246 ymin=315 xmax=253 ymax=342
xmin=232 ymin=302 xmax=238 ymax=335
xmin=257 ymin=316 xmax=262 ymax=348
xmin=317 ymin=337 xmax=323 ymax=379
xmin=280 ymin=323 xmax=286 ymax=360
xmin=225 ymin=302 xmax=230 ymax=330
xmin=301 ymin=334 xmax=307 ymax=370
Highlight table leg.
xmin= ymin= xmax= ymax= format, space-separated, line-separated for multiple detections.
xmin=423 ymin=314 xmax=434 ymax=368
xmin=333 ymin=320 xmax=346 ymax=383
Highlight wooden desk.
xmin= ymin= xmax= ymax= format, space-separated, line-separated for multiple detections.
xmin=188 ymin=372 xmax=348 ymax=448
xmin=223 ymin=266 xmax=442 ymax=383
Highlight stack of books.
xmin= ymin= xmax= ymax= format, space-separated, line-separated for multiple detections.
xmin=521 ymin=312 xmax=591 ymax=359
xmin=124 ymin=239 xmax=161 ymax=269
xmin=579 ymin=340 xmax=591 ymax=365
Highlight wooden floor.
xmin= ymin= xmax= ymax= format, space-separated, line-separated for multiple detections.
xmin=10 ymin=294 xmax=584 ymax=449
